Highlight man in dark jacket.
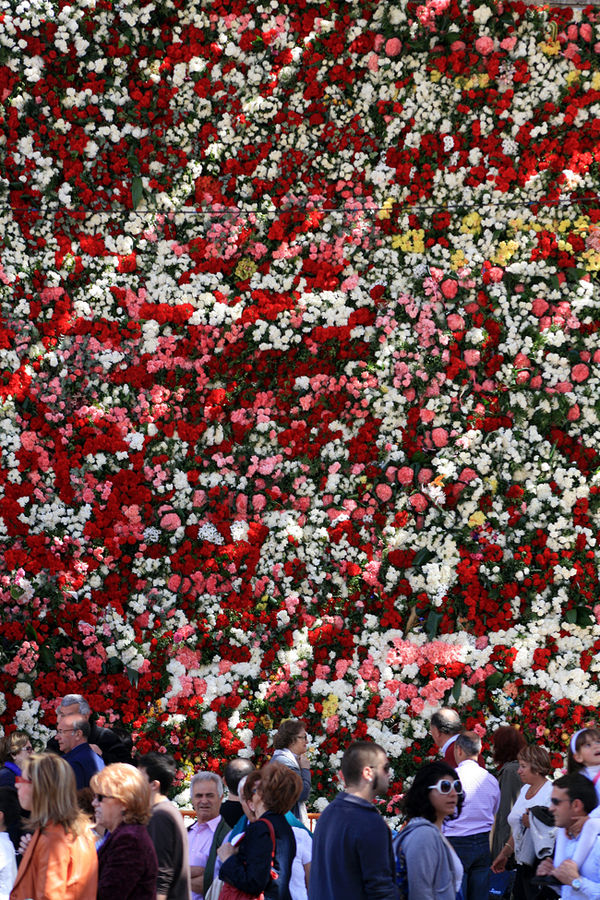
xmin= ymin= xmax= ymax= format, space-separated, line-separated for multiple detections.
xmin=309 ymin=741 xmax=398 ymax=900
xmin=47 ymin=693 xmax=132 ymax=763
xmin=138 ymin=752 xmax=192 ymax=900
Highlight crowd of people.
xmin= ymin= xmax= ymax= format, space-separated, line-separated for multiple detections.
xmin=1 ymin=695 xmax=600 ymax=900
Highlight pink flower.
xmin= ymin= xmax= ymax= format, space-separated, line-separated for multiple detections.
xmin=475 ymin=36 xmax=494 ymax=55
xmin=376 ymin=483 xmax=393 ymax=502
xmin=447 ymin=313 xmax=465 ymax=331
xmin=431 ymin=427 xmax=448 ymax=448
xmin=532 ymin=298 xmax=549 ymax=317
xmin=572 ymin=363 xmax=589 ymax=383
xmin=464 ymin=350 xmax=480 ymax=367
xmin=385 ymin=38 xmax=402 ymax=56
xmin=397 ymin=467 xmax=414 ymax=485
xmin=441 ymin=279 xmax=458 ymax=299
xmin=160 ymin=513 xmax=181 ymax=531
xmin=409 ymin=492 xmax=429 ymax=512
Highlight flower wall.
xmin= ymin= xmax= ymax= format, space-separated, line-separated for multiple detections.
xmin=1 ymin=0 xmax=600 ymax=804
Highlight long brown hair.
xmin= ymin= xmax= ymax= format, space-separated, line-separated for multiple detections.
xmin=23 ymin=753 xmax=90 ymax=837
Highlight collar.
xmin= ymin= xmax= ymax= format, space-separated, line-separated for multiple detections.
xmin=339 ymin=791 xmax=377 ymax=809
xmin=440 ymin=734 xmax=459 ymax=754
xmin=191 ymin=814 xmax=222 ymax=833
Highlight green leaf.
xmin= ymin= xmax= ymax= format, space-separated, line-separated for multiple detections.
xmin=451 ymin=677 xmax=463 ymax=702
xmin=132 ymin=176 xmax=144 ymax=210
xmin=564 ymin=609 xmax=578 ymax=624
xmin=425 ymin=610 xmax=442 ymax=640
xmin=413 ymin=548 xmax=436 ymax=567
xmin=126 ymin=666 xmax=140 ymax=687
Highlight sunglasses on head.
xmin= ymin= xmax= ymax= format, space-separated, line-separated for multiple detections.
xmin=429 ymin=778 xmax=463 ymax=795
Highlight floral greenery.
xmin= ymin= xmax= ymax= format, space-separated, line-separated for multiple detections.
xmin=1 ymin=0 xmax=600 ymax=809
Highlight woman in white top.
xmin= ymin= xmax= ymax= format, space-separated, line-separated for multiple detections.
xmin=491 ymin=744 xmax=554 ymax=900
xmin=567 ymin=727 xmax=600 ymax=808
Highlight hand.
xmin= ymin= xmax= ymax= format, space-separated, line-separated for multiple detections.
xmin=553 ymin=859 xmax=580 ymax=886
xmin=536 ymin=858 xmax=554 ymax=877
xmin=89 ymin=743 xmax=102 ymax=756
xmin=217 ymin=842 xmax=236 ymax=862
xmin=298 ymin=753 xmax=310 ymax=769
xmin=491 ymin=854 xmax=507 ymax=874
xmin=521 ymin=811 xmax=530 ymax=828
xmin=18 ymin=832 xmax=32 ymax=856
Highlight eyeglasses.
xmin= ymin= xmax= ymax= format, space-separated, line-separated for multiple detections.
xmin=550 ymin=797 xmax=569 ymax=806
xmin=56 ymin=728 xmax=76 ymax=735
xmin=94 ymin=794 xmax=117 ymax=802
xmin=429 ymin=779 xmax=463 ymax=795
xmin=15 ymin=776 xmax=31 ymax=785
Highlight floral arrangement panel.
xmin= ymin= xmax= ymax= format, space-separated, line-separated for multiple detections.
xmin=1 ymin=0 xmax=599 ymax=804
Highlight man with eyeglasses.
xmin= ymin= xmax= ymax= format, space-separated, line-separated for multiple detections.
xmin=56 ymin=715 xmax=104 ymax=789
xmin=309 ymin=740 xmax=398 ymax=899
xmin=536 ymin=774 xmax=600 ymax=897
xmin=442 ymin=731 xmax=500 ymax=900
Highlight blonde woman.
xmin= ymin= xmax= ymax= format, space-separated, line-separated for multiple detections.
xmin=10 ymin=753 xmax=97 ymax=900
xmin=90 ymin=764 xmax=158 ymax=900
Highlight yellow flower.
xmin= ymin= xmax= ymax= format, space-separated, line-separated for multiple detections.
xmin=460 ymin=212 xmax=481 ymax=235
xmin=450 ymin=249 xmax=468 ymax=270
xmin=468 ymin=511 xmax=486 ymax=528
xmin=492 ymin=240 xmax=519 ymax=265
xmin=565 ymin=71 xmax=579 ymax=86
xmin=539 ymin=40 xmax=560 ymax=56
xmin=430 ymin=69 xmax=442 ymax=83
xmin=321 ymin=694 xmax=339 ymax=718
xmin=377 ymin=198 xmax=394 ymax=221
xmin=235 ymin=257 xmax=257 ymax=280
xmin=593 ymin=72 xmax=600 ymax=91
xmin=392 ymin=229 xmax=425 ymax=253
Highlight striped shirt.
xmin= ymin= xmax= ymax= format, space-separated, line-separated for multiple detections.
xmin=443 ymin=759 xmax=500 ymax=837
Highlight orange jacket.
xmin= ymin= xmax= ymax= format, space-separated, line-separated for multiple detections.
xmin=10 ymin=822 xmax=98 ymax=900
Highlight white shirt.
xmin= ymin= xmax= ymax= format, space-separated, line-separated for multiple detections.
xmin=443 ymin=759 xmax=500 ymax=838
xmin=0 ymin=832 xmax=16 ymax=900
xmin=507 ymin=780 xmax=553 ymax=864
xmin=289 ymin=827 xmax=312 ymax=900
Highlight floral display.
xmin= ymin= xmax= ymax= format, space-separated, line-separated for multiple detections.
xmin=1 ymin=0 xmax=600 ymax=808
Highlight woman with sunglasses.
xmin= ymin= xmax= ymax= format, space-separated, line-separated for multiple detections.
xmin=393 ymin=761 xmax=464 ymax=900
xmin=10 ymin=753 xmax=97 ymax=900
xmin=90 ymin=764 xmax=158 ymax=900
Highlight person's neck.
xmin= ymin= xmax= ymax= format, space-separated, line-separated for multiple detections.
xmin=152 ymin=792 xmax=169 ymax=806
xmin=345 ymin=784 xmax=375 ymax=802
xmin=527 ymin=776 xmax=546 ymax=795
xmin=434 ymin=814 xmax=445 ymax=831
xmin=566 ymin=816 xmax=588 ymax=840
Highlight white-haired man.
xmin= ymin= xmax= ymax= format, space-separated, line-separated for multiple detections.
xmin=188 ymin=771 xmax=230 ymax=900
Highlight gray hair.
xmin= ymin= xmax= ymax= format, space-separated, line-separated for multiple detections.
xmin=59 ymin=694 xmax=91 ymax=717
xmin=190 ymin=771 xmax=223 ymax=798
xmin=431 ymin=708 xmax=461 ymax=736
xmin=456 ymin=731 xmax=482 ymax=758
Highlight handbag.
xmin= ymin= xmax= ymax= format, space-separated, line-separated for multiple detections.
xmin=220 ymin=817 xmax=277 ymax=900
xmin=205 ymin=877 xmax=224 ymax=900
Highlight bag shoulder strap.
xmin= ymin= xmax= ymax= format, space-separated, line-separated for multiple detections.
xmin=257 ymin=816 xmax=278 ymax=881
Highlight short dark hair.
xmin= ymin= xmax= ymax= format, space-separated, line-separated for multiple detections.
xmin=492 ymin=726 xmax=527 ymax=766
xmin=223 ymin=758 xmax=255 ymax=795
xmin=554 ymin=774 xmax=598 ymax=815
xmin=137 ymin=752 xmax=177 ymax=795
xmin=341 ymin=741 xmax=386 ymax=787
xmin=402 ymin=761 xmax=464 ymax=823
xmin=72 ymin=717 xmax=90 ymax=741
xmin=456 ymin=731 xmax=481 ymax=758
xmin=272 ymin=720 xmax=305 ymax=751
xmin=431 ymin=708 xmax=461 ymax=736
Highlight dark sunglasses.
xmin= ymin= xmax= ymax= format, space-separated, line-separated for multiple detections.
xmin=429 ymin=778 xmax=463 ymax=795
